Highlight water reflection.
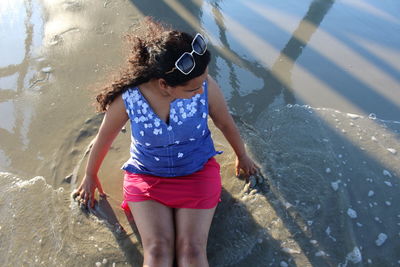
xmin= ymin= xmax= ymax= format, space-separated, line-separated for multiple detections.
xmin=0 ymin=0 xmax=28 ymax=68
xmin=130 ymin=0 xmax=204 ymax=33
xmin=0 ymin=149 xmax=11 ymax=169
xmin=0 ymin=0 xmax=44 ymax=171
xmin=208 ymin=0 xmax=399 ymax=120
xmin=0 ymin=101 xmax=15 ymax=133
xmin=209 ymin=0 xmax=334 ymax=122
xmin=0 ymin=73 xmax=19 ymax=92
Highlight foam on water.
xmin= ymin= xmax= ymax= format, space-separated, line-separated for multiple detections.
xmin=0 ymin=172 xmax=127 ymax=266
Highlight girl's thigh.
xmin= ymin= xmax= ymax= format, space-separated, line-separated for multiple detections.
xmin=175 ymin=207 xmax=217 ymax=244
xmin=128 ymin=200 xmax=175 ymax=245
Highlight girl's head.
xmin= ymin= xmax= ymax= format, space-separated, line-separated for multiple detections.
xmin=96 ymin=17 xmax=211 ymax=112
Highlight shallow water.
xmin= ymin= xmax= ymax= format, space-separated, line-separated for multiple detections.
xmin=1 ymin=0 xmax=399 ymax=266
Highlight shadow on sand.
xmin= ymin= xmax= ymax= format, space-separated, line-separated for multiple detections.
xmin=64 ymin=0 xmax=400 ymax=265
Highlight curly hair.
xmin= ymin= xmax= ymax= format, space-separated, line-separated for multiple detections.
xmin=95 ymin=17 xmax=211 ymax=112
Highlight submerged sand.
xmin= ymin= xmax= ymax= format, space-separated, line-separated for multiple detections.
xmin=2 ymin=105 xmax=399 ymax=266
xmin=1 ymin=0 xmax=400 ymax=266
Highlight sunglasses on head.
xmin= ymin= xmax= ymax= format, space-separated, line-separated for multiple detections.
xmin=165 ymin=33 xmax=207 ymax=75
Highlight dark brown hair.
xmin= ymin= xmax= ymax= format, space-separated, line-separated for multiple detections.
xmin=95 ymin=17 xmax=211 ymax=112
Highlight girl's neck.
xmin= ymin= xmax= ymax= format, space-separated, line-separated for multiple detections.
xmin=140 ymin=80 xmax=174 ymax=101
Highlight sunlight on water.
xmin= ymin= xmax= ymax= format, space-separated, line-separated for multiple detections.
xmin=341 ymin=0 xmax=400 ymax=24
xmin=0 ymin=0 xmax=399 ymax=265
xmin=244 ymin=2 xmax=400 ymax=113
xmin=346 ymin=34 xmax=400 ymax=73
xmin=0 ymin=0 xmax=28 ymax=67
xmin=0 ymin=101 xmax=15 ymax=133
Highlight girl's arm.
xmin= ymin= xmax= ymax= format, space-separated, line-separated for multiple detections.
xmin=207 ymin=75 xmax=258 ymax=177
xmin=73 ymin=94 xmax=129 ymax=208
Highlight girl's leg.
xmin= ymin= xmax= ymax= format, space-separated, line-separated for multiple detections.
xmin=128 ymin=200 xmax=175 ymax=267
xmin=175 ymin=207 xmax=217 ymax=267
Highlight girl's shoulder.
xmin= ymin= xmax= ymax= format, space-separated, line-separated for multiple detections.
xmin=122 ymin=86 xmax=140 ymax=101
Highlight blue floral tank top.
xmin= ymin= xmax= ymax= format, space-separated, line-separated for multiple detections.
xmin=121 ymin=80 xmax=221 ymax=177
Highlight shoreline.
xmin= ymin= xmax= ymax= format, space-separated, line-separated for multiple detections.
xmin=1 ymin=0 xmax=399 ymax=265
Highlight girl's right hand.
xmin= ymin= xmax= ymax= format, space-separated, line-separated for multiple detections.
xmin=72 ymin=174 xmax=106 ymax=209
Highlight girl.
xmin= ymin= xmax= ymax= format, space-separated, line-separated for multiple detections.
xmin=74 ymin=17 xmax=258 ymax=267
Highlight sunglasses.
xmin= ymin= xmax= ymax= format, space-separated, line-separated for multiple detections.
xmin=165 ymin=33 xmax=207 ymax=75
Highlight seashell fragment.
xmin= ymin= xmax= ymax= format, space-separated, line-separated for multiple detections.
xmin=315 ymin=251 xmax=327 ymax=257
xmin=284 ymin=202 xmax=292 ymax=209
xmin=282 ymin=247 xmax=301 ymax=254
xmin=331 ymin=180 xmax=340 ymax=191
xmin=384 ymin=181 xmax=393 ymax=187
xmin=383 ymin=170 xmax=392 ymax=177
xmin=375 ymin=233 xmax=387 ymax=246
xmin=346 ymin=247 xmax=362 ymax=263
xmin=326 ymin=226 xmax=337 ymax=241
xmin=347 ymin=208 xmax=357 ymax=219
xmin=41 ymin=67 xmax=52 ymax=73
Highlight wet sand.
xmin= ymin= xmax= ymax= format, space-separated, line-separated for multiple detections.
xmin=1 ymin=0 xmax=400 ymax=266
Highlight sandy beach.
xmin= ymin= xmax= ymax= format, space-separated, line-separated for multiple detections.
xmin=1 ymin=0 xmax=399 ymax=266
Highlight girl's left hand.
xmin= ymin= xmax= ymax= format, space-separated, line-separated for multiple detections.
xmin=235 ymin=154 xmax=259 ymax=178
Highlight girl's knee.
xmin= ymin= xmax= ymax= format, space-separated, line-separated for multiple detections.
xmin=176 ymin=239 xmax=207 ymax=259
xmin=143 ymin=237 xmax=174 ymax=259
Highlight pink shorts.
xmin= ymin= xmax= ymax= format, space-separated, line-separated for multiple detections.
xmin=121 ymin=157 xmax=222 ymax=211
